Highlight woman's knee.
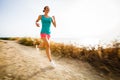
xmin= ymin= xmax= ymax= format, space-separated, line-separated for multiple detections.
xmin=42 ymin=38 xmax=50 ymax=48
xmin=46 ymin=43 xmax=50 ymax=48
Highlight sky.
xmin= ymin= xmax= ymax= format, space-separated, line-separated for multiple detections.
xmin=0 ymin=0 xmax=120 ymax=45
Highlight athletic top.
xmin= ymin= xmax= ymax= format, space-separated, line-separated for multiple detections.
xmin=41 ymin=15 xmax=52 ymax=34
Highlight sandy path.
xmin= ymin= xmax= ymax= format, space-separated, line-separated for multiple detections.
xmin=0 ymin=40 xmax=108 ymax=80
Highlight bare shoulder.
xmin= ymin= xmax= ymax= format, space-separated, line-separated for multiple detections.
xmin=37 ymin=15 xmax=42 ymax=20
xmin=38 ymin=15 xmax=42 ymax=18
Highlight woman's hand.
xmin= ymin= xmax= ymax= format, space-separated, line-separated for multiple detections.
xmin=52 ymin=16 xmax=56 ymax=27
xmin=52 ymin=16 xmax=55 ymax=21
xmin=35 ymin=15 xmax=41 ymax=27
xmin=36 ymin=22 xmax=40 ymax=27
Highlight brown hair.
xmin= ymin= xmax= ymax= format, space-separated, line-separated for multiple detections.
xmin=43 ymin=6 xmax=49 ymax=12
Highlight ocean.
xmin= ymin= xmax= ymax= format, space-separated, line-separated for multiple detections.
xmin=51 ymin=37 xmax=120 ymax=48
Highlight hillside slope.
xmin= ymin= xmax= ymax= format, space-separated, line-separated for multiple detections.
xmin=0 ymin=40 xmax=112 ymax=80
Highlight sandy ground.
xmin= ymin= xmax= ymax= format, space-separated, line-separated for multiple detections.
xmin=0 ymin=40 xmax=112 ymax=80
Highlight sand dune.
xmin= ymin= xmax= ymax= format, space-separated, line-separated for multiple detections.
xmin=0 ymin=40 xmax=112 ymax=80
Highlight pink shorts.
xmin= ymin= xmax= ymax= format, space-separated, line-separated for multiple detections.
xmin=40 ymin=33 xmax=50 ymax=39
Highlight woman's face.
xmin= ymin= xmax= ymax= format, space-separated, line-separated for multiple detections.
xmin=44 ymin=7 xmax=50 ymax=14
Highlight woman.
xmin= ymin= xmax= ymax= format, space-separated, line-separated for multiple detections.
xmin=35 ymin=6 xmax=56 ymax=66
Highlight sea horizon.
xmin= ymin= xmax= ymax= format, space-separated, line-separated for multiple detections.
xmin=51 ymin=37 xmax=120 ymax=48
xmin=0 ymin=36 xmax=119 ymax=48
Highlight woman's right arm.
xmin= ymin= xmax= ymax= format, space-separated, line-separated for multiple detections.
xmin=35 ymin=15 xmax=42 ymax=27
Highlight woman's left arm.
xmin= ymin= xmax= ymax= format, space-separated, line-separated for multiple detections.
xmin=52 ymin=16 xmax=56 ymax=27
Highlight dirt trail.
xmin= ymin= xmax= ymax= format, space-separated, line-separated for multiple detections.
xmin=0 ymin=40 xmax=110 ymax=80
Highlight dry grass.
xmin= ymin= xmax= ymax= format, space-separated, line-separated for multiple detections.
xmin=17 ymin=37 xmax=34 ymax=46
xmin=50 ymin=40 xmax=120 ymax=77
xmin=1 ymin=37 xmax=120 ymax=77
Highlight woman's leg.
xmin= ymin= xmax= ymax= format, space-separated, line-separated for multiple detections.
xmin=38 ymin=40 xmax=45 ymax=48
xmin=41 ymin=37 xmax=52 ymax=62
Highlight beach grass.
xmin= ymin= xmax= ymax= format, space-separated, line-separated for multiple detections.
xmin=1 ymin=37 xmax=120 ymax=76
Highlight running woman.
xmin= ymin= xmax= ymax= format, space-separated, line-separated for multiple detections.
xmin=35 ymin=6 xmax=56 ymax=66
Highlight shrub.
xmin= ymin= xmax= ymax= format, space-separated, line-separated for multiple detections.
xmin=18 ymin=37 xmax=34 ymax=46
xmin=0 ymin=37 xmax=11 ymax=40
xmin=50 ymin=40 xmax=120 ymax=76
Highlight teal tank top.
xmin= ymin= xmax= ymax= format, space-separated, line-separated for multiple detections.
xmin=41 ymin=15 xmax=52 ymax=34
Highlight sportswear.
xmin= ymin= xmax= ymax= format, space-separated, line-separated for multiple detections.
xmin=41 ymin=15 xmax=52 ymax=34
